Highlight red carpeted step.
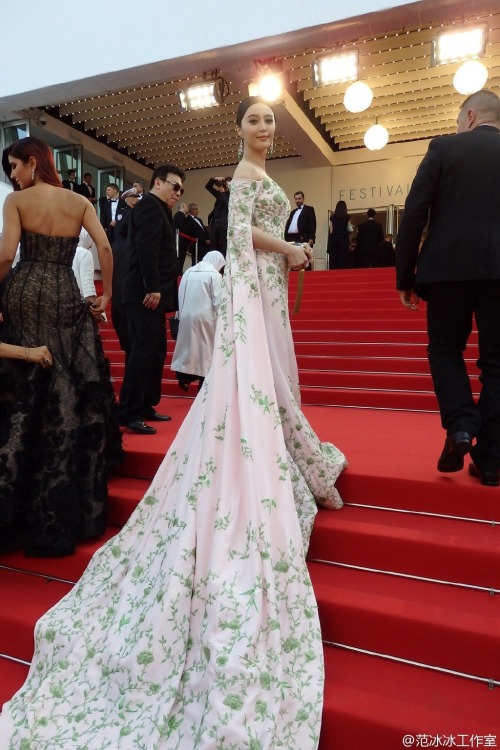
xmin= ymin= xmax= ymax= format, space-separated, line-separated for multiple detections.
xmin=309 ymin=562 xmax=500 ymax=679
xmin=0 ymin=527 xmax=118 ymax=583
xmin=298 ymin=369 xmax=479 ymax=393
xmin=107 ymin=475 xmax=151 ymax=525
xmin=0 ymin=657 xmax=29 ymax=708
xmin=320 ymin=646 xmax=500 ymax=750
xmin=0 ymin=569 xmax=72 ymax=662
xmin=299 ymin=385 xmax=439 ymax=410
xmin=308 ymin=506 xmax=500 ymax=590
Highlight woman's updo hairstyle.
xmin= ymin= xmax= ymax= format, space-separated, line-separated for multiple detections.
xmin=236 ymin=96 xmax=275 ymax=126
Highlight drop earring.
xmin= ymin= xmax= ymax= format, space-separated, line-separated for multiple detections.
xmin=31 ymin=168 xmax=35 ymax=182
xmin=267 ymin=141 xmax=274 ymax=158
xmin=237 ymin=139 xmax=244 ymax=160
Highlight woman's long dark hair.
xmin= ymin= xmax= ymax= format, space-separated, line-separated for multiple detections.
xmin=333 ymin=200 xmax=348 ymax=218
xmin=2 ymin=137 xmax=61 ymax=191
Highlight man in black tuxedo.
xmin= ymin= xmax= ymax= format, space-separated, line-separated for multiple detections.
xmin=205 ymin=176 xmax=231 ymax=256
xmin=396 ymin=89 xmax=500 ymax=486
xmin=285 ymin=192 xmax=316 ymax=270
xmin=77 ymin=172 xmax=97 ymax=205
xmin=356 ymin=209 xmax=385 ymax=267
xmin=173 ymin=202 xmax=191 ymax=275
xmin=62 ymin=169 xmax=78 ymax=191
xmin=118 ymin=164 xmax=185 ymax=434
xmin=100 ymin=184 xmax=121 ymax=244
xmin=184 ymin=203 xmax=210 ymax=263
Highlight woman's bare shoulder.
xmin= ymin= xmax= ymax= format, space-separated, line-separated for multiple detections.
xmin=232 ymin=162 xmax=267 ymax=181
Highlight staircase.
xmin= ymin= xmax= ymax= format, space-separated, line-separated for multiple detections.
xmin=104 ymin=268 xmax=480 ymax=411
xmin=1 ymin=268 xmax=499 ymax=749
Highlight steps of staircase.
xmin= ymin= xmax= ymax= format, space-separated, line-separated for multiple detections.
xmin=308 ymin=506 xmax=500 ymax=591
xmin=320 ymin=646 xmax=500 ymax=750
xmin=0 ymin=569 xmax=72 ymax=661
xmin=310 ymin=562 xmax=500 ymax=680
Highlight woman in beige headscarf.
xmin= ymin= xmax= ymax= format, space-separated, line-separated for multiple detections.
xmin=171 ymin=250 xmax=226 ymax=392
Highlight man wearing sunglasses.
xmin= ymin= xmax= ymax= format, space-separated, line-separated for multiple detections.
xmin=119 ymin=164 xmax=185 ymax=434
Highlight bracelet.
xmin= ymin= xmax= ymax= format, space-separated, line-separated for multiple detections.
xmin=25 ymin=347 xmax=30 ymax=362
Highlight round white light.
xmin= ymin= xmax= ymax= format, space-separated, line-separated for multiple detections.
xmin=453 ymin=60 xmax=488 ymax=95
xmin=249 ymin=75 xmax=284 ymax=103
xmin=364 ymin=123 xmax=389 ymax=150
xmin=343 ymin=81 xmax=373 ymax=113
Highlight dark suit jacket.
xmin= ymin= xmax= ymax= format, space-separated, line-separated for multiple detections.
xmin=77 ymin=182 xmax=96 ymax=201
xmin=122 ymin=193 xmax=178 ymax=312
xmin=62 ymin=179 xmax=78 ymax=191
xmin=205 ymin=179 xmax=230 ymax=225
xmin=356 ymin=218 xmax=384 ymax=256
xmin=184 ymin=214 xmax=209 ymax=244
xmin=284 ymin=204 xmax=316 ymax=244
xmin=100 ymin=199 xmax=120 ymax=243
xmin=396 ymin=125 xmax=500 ymax=295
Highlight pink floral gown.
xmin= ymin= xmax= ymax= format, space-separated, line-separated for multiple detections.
xmin=0 ymin=177 xmax=346 ymax=749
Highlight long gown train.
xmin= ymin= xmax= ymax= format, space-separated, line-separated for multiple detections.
xmin=0 ymin=179 xmax=347 ymax=748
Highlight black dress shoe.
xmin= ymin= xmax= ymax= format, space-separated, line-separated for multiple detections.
xmin=468 ymin=462 xmax=500 ymax=487
xmin=123 ymin=421 xmax=157 ymax=435
xmin=437 ymin=431 xmax=472 ymax=472
xmin=143 ymin=410 xmax=172 ymax=422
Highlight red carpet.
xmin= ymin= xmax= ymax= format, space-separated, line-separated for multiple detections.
xmin=1 ymin=268 xmax=499 ymax=749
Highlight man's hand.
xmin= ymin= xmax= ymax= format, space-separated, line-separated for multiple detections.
xmin=144 ymin=292 xmax=161 ymax=310
xmin=398 ymin=289 xmax=420 ymax=311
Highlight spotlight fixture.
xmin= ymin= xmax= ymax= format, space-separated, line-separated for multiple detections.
xmin=432 ymin=25 xmax=487 ymax=66
xmin=178 ymin=75 xmax=229 ymax=112
xmin=453 ymin=59 xmax=488 ymax=94
xmin=364 ymin=121 xmax=389 ymax=151
xmin=313 ymin=50 xmax=358 ymax=86
xmin=248 ymin=74 xmax=284 ymax=103
xmin=343 ymin=81 xmax=373 ymax=113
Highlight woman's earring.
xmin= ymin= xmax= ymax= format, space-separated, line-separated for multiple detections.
xmin=31 ymin=168 xmax=35 ymax=182
xmin=237 ymin=139 xmax=244 ymax=160
xmin=267 ymin=141 xmax=274 ymax=158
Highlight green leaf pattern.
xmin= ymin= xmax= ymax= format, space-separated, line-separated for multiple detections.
xmin=1 ymin=177 xmax=346 ymax=749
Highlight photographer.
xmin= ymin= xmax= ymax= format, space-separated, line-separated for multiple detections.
xmin=205 ymin=175 xmax=231 ymax=256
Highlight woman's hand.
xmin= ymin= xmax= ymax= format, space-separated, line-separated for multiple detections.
xmin=29 ymin=346 xmax=53 ymax=368
xmin=287 ymin=242 xmax=312 ymax=270
xmin=90 ymin=294 xmax=110 ymax=317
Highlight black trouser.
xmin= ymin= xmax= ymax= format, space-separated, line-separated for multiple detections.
xmin=118 ymin=303 xmax=166 ymax=424
xmin=210 ymin=221 xmax=228 ymax=256
xmin=425 ymin=280 xmax=500 ymax=471
xmin=178 ymin=241 xmax=192 ymax=276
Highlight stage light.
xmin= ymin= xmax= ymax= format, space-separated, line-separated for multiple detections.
xmin=178 ymin=76 xmax=229 ymax=112
xmin=344 ymin=81 xmax=373 ymax=113
xmin=364 ymin=122 xmax=389 ymax=150
xmin=313 ymin=50 xmax=358 ymax=86
xmin=453 ymin=59 xmax=488 ymax=94
xmin=432 ymin=26 xmax=487 ymax=66
xmin=248 ymin=74 xmax=284 ymax=103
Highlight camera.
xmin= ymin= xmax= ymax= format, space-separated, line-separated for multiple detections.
xmin=213 ymin=179 xmax=226 ymax=188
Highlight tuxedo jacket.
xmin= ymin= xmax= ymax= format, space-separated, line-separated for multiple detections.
xmin=62 ymin=179 xmax=78 ymax=191
xmin=100 ymin=199 xmax=120 ymax=243
xmin=122 ymin=193 xmax=178 ymax=312
xmin=356 ymin=219 xmax=384 ymax=256
xmin=396 ymin=125 xmax=500 ymax=295
xmin=205 ymin=179 xmax=230 ymax=225
xmin=284 ymin=205 xmax=316 ymax=244
xmin=77 ymin=182 xmax=96 ymax=200
xmin=184 ymin=214 xmax=209 ymax=245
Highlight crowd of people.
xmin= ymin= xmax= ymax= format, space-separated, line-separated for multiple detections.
xmin=0 ymin=88 xmax=499 ymax=747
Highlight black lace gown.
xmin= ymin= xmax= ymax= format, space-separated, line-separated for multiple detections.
xmin=0 ymin=231 xmax=122 ymax=556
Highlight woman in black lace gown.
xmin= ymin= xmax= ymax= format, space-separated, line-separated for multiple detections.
xmin=0 ymin=137 xmax=122 ymax=556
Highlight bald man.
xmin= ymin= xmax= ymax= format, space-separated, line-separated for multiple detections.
xmin=396 ymin=89 xmax=500 ymax=486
